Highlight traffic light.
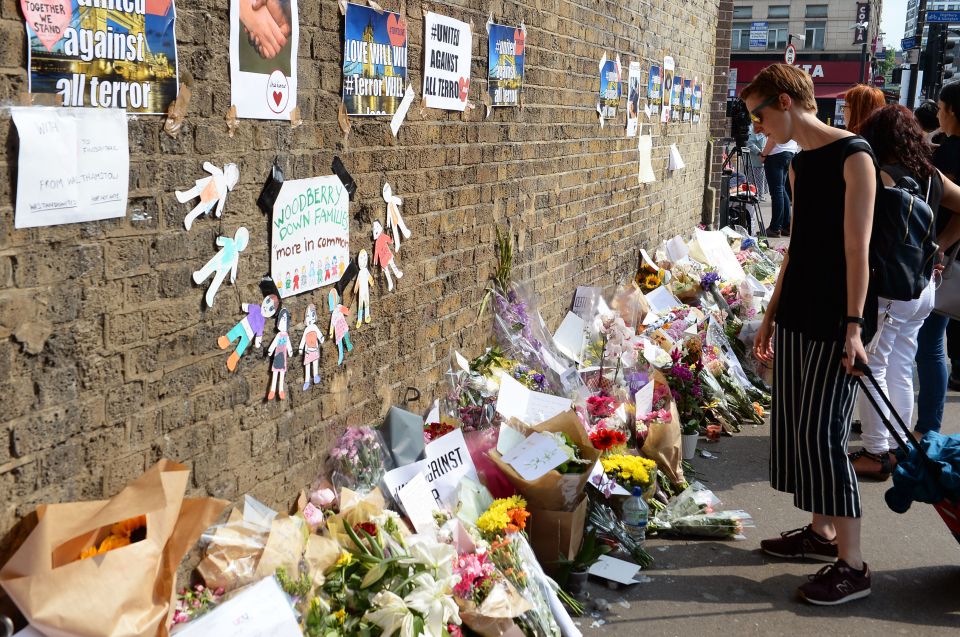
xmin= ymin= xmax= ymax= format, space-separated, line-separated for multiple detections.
xmin=945 ymin=34 xmax=960 ymax=82
xmin=892 ymin=66 xmax=903 ymax=84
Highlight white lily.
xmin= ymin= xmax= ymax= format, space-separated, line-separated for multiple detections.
xmin=406 ymin=534 xmax=457 ymax=581
xmin=404 ymin=572 xmax=461 ymax=637
xmin=364 ymin=591 xmax=417 ymax=637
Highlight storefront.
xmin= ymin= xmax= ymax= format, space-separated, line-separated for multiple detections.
xmin=730 ymin=55 xmax=866 ymax=126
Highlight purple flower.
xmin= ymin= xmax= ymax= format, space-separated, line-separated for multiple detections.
xmin=741 ymin=238 xmax=757 ymax=250
xmin=700 ymin=271 xmax=721 ymax=290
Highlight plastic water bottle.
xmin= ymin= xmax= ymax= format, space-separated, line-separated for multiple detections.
xmin=622 ymin=486 xmax=649 ymax=542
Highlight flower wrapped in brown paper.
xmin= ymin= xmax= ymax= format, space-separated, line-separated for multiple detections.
xmin=641 ymin=370 xmax=685 ymax=485
xmin=0 ymin=459 xmax=227 ymax=637
xmin=488 ymin=411 xmax=601 ymax=512
xmin=458 ymin=580 xmax=531 ymax=637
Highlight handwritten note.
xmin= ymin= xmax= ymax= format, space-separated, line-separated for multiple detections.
xmin=12 ymin=106 xmax=128 ymax=229
xmin=175 ymin=576 xmax=302 ymax=636
xmin=495 ymin=373 xmax=572 ymax=425
xmin=398 ymin=472 xmax=441 ymax=533
xmin=501 ymin=431 xmax=568 ymax=480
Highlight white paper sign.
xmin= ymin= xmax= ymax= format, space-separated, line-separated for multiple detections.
xmin=638 ymin=129 xmax=656 ymax=184
xmin=554 ymin=311 xmax=587 ymax=363
xmin=496 ymin=421 xmax=528 ymax=455
xmin=589 ymin=555 xmax=642 ymax=584
xmin=271 ymin=176 xmax=349 ymax=298
xmin=665 ymin=236 xmax=690 ymax=263
xmin=229 ymin=0 xmax=299 ymax=119
xmin=571 ymin=286 xmax=601 ymax=321
xmin=626 ymin=61 xmax=642 ymax=137
xmin=501 ymin=431 xmax=568 ymax=481
xmin=398 ymin=472 xmax=441 ymax=532
xmin=12 ymin=107 xmax=128 ymax=229
xmin=645 ymin=285 xmax=682 ymax=314
xmin=423 ymin=12 xmax=473 ymax=111
xmin=694 ymin=229 xmax=746 ymax=282
xmin=634 ymin=380 xmax=654 ymax=417
xmin=495 ymin=374 xmax=572 ymax=425
xmin=667 ymin=143 xmax=685 ymax=171
xmin=383 ymin=428 xmax=478 ymax=509
xmin=174 ymin=576 xmax=302 ymax=636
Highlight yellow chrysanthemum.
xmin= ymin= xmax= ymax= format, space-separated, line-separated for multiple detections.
xmin=600 ymin=454 xmax=658 ymax=489
xmin=335 ymin=551 xmax=354 ymax=568
xmin=334 ymin=608 xmax=346 ymax=624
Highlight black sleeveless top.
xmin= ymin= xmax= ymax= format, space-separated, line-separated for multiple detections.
xmin=776 ymin=136 xmax=878 ymax=342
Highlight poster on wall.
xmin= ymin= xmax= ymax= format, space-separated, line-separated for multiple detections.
xmin=647 ymin=64 xmax=661 ymax=115
xmin=488 ymin=22 xmax=525 ymax=107
xmin=271 ymin=176 xmax=349 ymax=298
xmin=12 ymin=106 xmax=128 ymax=228
xmin=670 ymin=75 xmax=682 ymax=122
xmin=343 ymin=3 xmax=409 ymax=116
xmin=660 ymin=55 xmax=674 ymax=123
xmin=681 ymin=78 xmax=692 ymax=122
xmin=22 ymin=0 xmax=178 ymax=113
xmin=626 ymin=61 xmax=642 ymax=136
xmin=423 ymin=12 xmax=472 ymax=111
xmin=599 ymin=55 xmax=621 ymax=119
xmin=229 ymin=0 xmax=298 ymax=119
xmin=692 ymin=80 xmax=703 ymax=124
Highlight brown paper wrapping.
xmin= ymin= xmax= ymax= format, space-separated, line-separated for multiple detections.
xmin=458 ymin=580 xmax=531 ymax=637
xmin=0 ymin=460 xmax=227 ymax=637
xmin=488 ymin=411 xmax=600 ymax=512
xmin=641 ymin=370 xmax=685 ymax=485
xmin=526 ymin=495 xmax=589 ymax=571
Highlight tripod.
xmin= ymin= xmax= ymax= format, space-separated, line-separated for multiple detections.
xmin=718 ymin=139 xmax=767 ymax=239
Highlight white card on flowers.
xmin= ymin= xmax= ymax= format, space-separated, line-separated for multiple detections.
xmin=501 ymin=431 xmax=568 ymax=481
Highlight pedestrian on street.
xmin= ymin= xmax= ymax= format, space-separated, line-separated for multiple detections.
xmin=841 ymin=84 xmax=885 ymax=135
xmin=745 ymin=63 xmax=876 ymax=605
xmin=914 ymin=99 xmax=946 ymax=146
xmin=759 ymin=122 xmax=798 ymax=237
xmin=746 ymin=124 xmax=769 ymax=200
xmin=851 ymin=104 xmax=960 ymax=480
xmin=916 ymin=81 xmax=960 ymax=436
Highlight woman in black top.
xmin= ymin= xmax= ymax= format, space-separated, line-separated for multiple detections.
xmin=742 ymin=64 xmax=876 ymax=606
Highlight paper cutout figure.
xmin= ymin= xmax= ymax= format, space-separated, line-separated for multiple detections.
xmin=177 ymin=162 xmax=240 ymax=230
xmin=267 ymin=308 xmax=293 ymax=401
xmin=299 ymin=303 xmax=324 ymax=391
xmin=382 ymin=183 xmax=411 ymax=252
xmin=372 ymin=220 xmax=403 ymax=291
xmin=328 ymin=289 xmax=353 ymax=365
xmin=219 ymin=293 xmax=279 ymax=372
xmin=353 ymin=249 xmax=374 ymax=328
xmin=193 ymin=227 xmax=249 ymax=307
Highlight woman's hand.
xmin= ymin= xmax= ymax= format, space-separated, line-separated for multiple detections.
xmin=843 ymin=324 xmax=868 ymax=376
xmin=753 ymin=317 xmax=775 ymax=363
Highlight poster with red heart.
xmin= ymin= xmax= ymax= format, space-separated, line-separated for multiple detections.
xmin=342 ymin=3 xmax=409 ymax=116
xmin=422 ymin=11 xmax=472 ymax=112
xmin=22 ymin=0 xmax=178 ymax=114
xmin=229 ymin=0 xmax=298 ymax=120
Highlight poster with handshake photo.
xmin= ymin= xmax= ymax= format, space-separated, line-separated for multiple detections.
xmin=230 ymin=0 xmax=299 ymax=119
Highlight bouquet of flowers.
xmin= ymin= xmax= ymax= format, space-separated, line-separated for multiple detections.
xmin=470 ymin=346 xmax=548 ymax=393
xmin=599 ymin=453 xmax=658 ymax=492
xmin=649 ymin=482 xmax=754 ymax=539
xmin=636 ymin=261 xmax=665 ymax=293
xmin=170 ymin=583 xmax=224 ymax=627
xmin=329 ymin=426 xmax=394 ymax=495
xmin=664 ymin=350 xmax=705 ymax=435
xmin=586 ymin=492 xmax=654 ymax=567
xmin=670 ymin=260 xmax=705 ymax=303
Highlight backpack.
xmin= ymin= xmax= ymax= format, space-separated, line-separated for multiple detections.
xmin=845 ymin=139 xmax=938 ymax=302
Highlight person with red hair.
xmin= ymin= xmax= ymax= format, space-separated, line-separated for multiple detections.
xmin=842 ymin=84 xmax=886 ymax=134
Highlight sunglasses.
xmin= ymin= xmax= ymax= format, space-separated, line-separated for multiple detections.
xmin=749 ymin=94 xmax=780 ymax=124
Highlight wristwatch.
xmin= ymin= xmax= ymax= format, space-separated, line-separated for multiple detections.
xmin=843 ymin=316 xmax=865 ymax=327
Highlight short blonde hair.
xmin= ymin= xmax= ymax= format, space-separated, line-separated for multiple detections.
xmin=741 ymin=63 xmax=818 ymax=112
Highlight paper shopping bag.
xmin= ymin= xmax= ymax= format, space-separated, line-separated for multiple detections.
xmin=0 ymin=460 xmax=227 ymax=637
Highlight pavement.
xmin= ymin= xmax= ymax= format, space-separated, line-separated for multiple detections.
xmin=573 ymin=198 xmax=960 ymax=635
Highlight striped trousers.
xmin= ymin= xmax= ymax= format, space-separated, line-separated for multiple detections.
xmin=771 ymin=327 xmax=862 ymax=518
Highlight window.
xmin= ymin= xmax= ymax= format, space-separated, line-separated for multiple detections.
xmin=732 ymin=22 xmax=753 ymax=50
xmin=804 ymin=21 xmax=826 ymax=50
xmin=768 ymin=5 xmax=790 ymax=18
xmin=767 ymin=23 xmax=789 ymax=49
xmin=805 ymin=4 xmax=828 ymax=18
xmin=733 ymin=5 xmax=752 ymax=18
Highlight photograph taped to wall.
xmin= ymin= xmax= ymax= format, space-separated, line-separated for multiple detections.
xmin=342 ymin=2 xmax=409 ymax=116
xmin=24 ymin=0 xmax=178 ymax=114
xmin=487 ymin=22 xmax=525 ymax=107
xmin=229 ymin=0 xmax=298 ymax=119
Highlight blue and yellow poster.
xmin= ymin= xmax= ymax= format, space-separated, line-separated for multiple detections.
xmin=682 ymin=78 xmax=692 ymax=122
xmin=342 ymin=2 xmax=409 ymax=116
xmin=647 ymin=65 xmax=661 ymax=115
xmin=23 ymin=0 xmax=178 ymax=114
xmin=599 ymin=56 xmax=621 ymax=119
xmin=488 ymin=22 xmax=524 ymax=107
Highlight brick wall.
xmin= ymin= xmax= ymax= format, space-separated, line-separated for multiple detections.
xmin=0 ymin=0 xmax=723 ymax=548
xmin=709 ymin=0 xmax=733 ymax=218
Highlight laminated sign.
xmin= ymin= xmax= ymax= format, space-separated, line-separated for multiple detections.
xmin=342 ymin=2 xmax=409 ymax=116
xmin=423 ymin=11 xmax=472 ymax=111
xmin=229 ymin=0 xmax=299 ymax=119
xmin=487 ymin=22 xmax=525 ymax=107
xmin=271 ymin=175 xmax=349 ymax=298
xmin=21 ymin=0 xmax=179 ymax=114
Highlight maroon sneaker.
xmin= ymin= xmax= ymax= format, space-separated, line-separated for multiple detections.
xmin=797 ymin=559 xmax=872 ymax=605
xmin=760 ymin=525 xmax=838 ymax=562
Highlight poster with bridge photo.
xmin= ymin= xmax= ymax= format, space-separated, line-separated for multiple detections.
xmin=342 ymin=2 xmax=409 ymax=116
xmin=22 ymin=0 xmax=178 ymax=114
xmin=422 ymin=11 xmax=472 ymax=111
xmin=647 ymin=64 xmax=661 ymax=115
xmin=488 ymin=21 xmax=525 ymax=107
xmin=229 ymin=0 xmax=298 ymax=119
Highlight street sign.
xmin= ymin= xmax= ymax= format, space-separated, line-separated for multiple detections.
xmin=926 ymin=10 xmax=960 ymax=23
xmin=749 ymin=21 xmax=768 ymax=50
xmin=784 ymin=43 xmax=796 ymax=64
xmin=873 ymin=75 xmax=885 ymax=87
xmin=901 ymin=36 xmax=918 ymax=50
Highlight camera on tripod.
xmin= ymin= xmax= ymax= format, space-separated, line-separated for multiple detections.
xmin=729 ymin=98 xmax=752 ymax=149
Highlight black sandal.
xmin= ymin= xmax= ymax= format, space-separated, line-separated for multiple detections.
xmin=848 ymin=448 xmax=893 ymax=481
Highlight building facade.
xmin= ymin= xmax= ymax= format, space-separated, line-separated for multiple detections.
xmin=729 ymin=0 xmax=883 ymax=124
